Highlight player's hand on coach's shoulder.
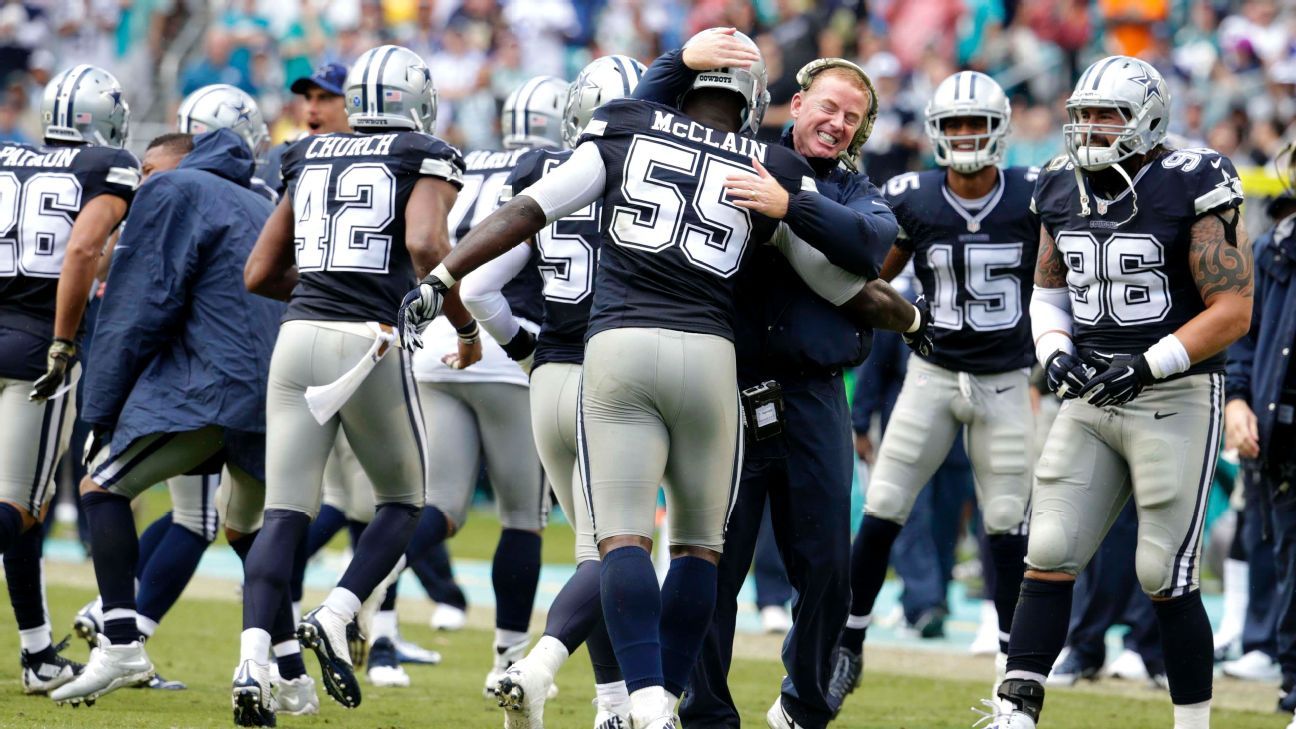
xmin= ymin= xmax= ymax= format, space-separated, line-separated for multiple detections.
xmin=29 ymin=338 xmax=76 ymax=402
xmin=901 ymin=295 xmax=934 ymax=357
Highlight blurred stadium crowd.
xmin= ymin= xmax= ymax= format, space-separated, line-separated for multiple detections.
xmin=0 ymin=0 xmax=1291 ymax=186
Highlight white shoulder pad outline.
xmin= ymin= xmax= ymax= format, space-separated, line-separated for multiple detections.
xmin=583 ymin=119 xmax=608 ymax=137
xmin=420 ymin=157 xmax=463 ymax=185
xmin=107 ymin=166 xmax=141 ymax=190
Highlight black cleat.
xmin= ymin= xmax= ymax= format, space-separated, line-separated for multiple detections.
xmin=826 ymin=646 xmax=862 ymax=717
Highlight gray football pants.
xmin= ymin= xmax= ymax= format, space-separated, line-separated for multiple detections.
xmin=264 ymin=320 xmax=425 ymax=517
xmin=577 ymin=328 xmax=742 ymax=552
xmin=866 ymin=356 xmax=1032 ymax=534
xmin=322 ymin=430 xmax=376 ymax=523
xmin=530 ymin=362 xmax=597 ymax=562
xmin=1028 ymin=372 xmax=1223 ymax=597
xmin=0 ymin=370 xmax=77 ymax=517
xmin=419 ymin=380 xmax=547 ymax=531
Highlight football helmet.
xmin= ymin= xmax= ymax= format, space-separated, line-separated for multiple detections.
xmin=682 ymin=28 xmax=769 ymax=134
xmin=562 ymin=55 xmax=646 ymax=148
xmin=41 ymin=65 xmax=129 ymax=148
xmin=502 ymin=76 xmax=568 ymax=150
xmin=925 ymin=71 xmax=1010 ymax=173
xmin=177 ymin=84 xmax=270 ymax=161
xmin=345 ymin=45 xmax=437 ymax=132
xmin=1063 ymin=55 xmax=1169 ymax=172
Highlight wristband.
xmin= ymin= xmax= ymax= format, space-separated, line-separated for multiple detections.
xmin=1034 ymin=330 xmax=1074 ymax=369
xmin=905 ymin=304 xmax=921 ymax=333
xmin=49 ymin=338 xmax=76 ymax=358
xmin=455 ymin=320 xmax=480 ymax=344
xmin=428 ymin=263 xmax=456 ymax=289
xmin=501 ymin=328 xmax=537 ymax=361
xmin=1142 ymin=334 xmax=1190 ymax=380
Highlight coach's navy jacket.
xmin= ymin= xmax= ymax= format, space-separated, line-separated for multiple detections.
xmin=1227 ymin=214 xmax=1296 ymax=464
xmin=83 ymin=130 xmax=283 ymax=478
xmin=634 ymin=50 xmax=897 ymax=381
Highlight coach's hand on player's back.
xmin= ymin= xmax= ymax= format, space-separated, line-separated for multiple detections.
xmin=1224 ymin=399 xmax=1260 ymax=459
xmin=397 ymin=279 xmax=448 ymax=350
xmin=1044 ymin=351 xmax=1094 ymax=399
xmin=1077 ymin=353 xmax=1154 ymax=407
xmin=682 ymin=27 xmax=761 ymax=70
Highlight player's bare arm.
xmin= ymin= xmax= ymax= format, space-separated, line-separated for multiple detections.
xmin=842 ymin=279 xmax=924 ymax=333
xmin=878 ymin=244 xmax=912 ymax=282
xmin=51 ymin=194 xmax=128 ymax=340
xmin=1177 ymin=210 xmax=1253 ymax=362
xmin=441 ymin=197 xmax=547 ymax=282
xmin=405 ymin=175 xmax=480 ymax=366
xmin=244 ymin=198 xmax=298 ymax=301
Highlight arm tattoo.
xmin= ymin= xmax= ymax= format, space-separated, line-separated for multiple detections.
xmin=1034 ymin=225 xmax=1066 ymax=288
xmin=1189 ymin=210 xmax=1252 ymax=303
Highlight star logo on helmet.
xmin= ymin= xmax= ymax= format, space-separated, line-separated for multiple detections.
xmin=228 ymin=100 xmax=253 ymax=124
xmin=108 ymin=88 xmax=123 ymax=110
xmin=1130 ymin=67 xmax=1162 ymax=103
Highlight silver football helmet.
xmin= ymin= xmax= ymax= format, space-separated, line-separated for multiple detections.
xmin=925 ymin=71 xmax=1011 ymax=173
xmin=683 ymin=29 xmax=769 ymax=134
xmin=41 ymin=65 xmax=129 ymax=148
xmin=345 ymin=45 xmax=437 ymax=132
xmin=502 ymin=76 xmax=568 ymax=150
xmin=177 ymin=84 xmax=270 ymax=161
xmin=1063 ymin=55 xmax=1169 ymax=172
xmin=562 ymin=55 xmax=646 ymax=148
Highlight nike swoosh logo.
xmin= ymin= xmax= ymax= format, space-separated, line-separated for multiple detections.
xmin=1154 ymin=411 xmax=1177 ymax=419
xmin=871 ymin=200 xmax=889 ymax=207
xmin=995 ymin=386 xmax=1014 ymax=394
xmin=1211 ymin=159 xmax=1222 ymax=168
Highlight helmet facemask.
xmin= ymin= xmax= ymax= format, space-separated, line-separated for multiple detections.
xmin=1063 ymin=102 xmax=1144 ymax=171
xmin=927 ymin=111 xmax=1008 ymax=174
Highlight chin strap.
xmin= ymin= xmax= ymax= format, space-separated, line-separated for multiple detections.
xmin=1072 ymin=165 xmax=1091 ymax=217
xmin=1074 ymin=158 xmax=1140 ymax=226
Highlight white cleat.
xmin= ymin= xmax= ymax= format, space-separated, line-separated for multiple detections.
xmin=760 ymin=605 xmax=792 ymax=635
xmin=21 ymin=637 xmax=84 ymax=695
xmin=766 ymin=696 xmax=806 ymax=728
xmin=393 ymin=634 xmax=442 ymax=665
xmin=971 ymin=698 xmax=1037 ymax=729
xmin=49 ymin=636 xmax=153 ymax=706
xmin=272 ymin=674 xmax=320 ymax=716
xmin=1221 ymin=650 xmax=1281 ymax=682
xmin=593 ymin=700 xmax=630 ymax=729
xmin=1103 ymin=649 xmax=1148 ymax=681
xmin=297 ymin=605 xmax=362 ymax=708
xmin=640 ymin=715 xmax=679 ymax=729
xmin=366 ymin=637 xmax=411 ymax=687
xmin=1286 ymin=708 xmax=1296 ymax=729
xmin=485 ymin=639 xmax=530 ymax=698
xmin=431 ymin=604 xmax=467 ymax=631
xmin=969 ymin=602 xmax=1001 ymax=656
xmin=496 ymin=657 xmax=555 ymax=729
xmin=72 ymin=599 xmax=103 ymax=652
xmin=991 ymin=652 xmax=1007 ymax=697
xmin=232 ymin=659 xmax=276 ymax=726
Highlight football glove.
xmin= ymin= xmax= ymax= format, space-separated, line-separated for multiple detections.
xmin=1044 ymin=351 xmax=1094 ymax=399
xmin=29 ymin=338 xmax=75 ymax=401
xmin=902 ymin=295 xmax=934 ymax=357
xmin=1079 ymin=353 xmax=1155 ymax=408
xmin=397 ymin=277 xmax=449 ymax=350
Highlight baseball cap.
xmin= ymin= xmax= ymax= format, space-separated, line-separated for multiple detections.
xmin=290 ymin=63 xmax=347 ymax=96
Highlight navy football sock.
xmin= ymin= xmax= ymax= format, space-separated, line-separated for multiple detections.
xmin=1005 ymin=577 xmax=1074 ymax=681
xmin=137 ymin=523 xmax=211 ymax=624
xmin=136 ymin=512 xmax=172 ymax=575
xmin=409 ymin=542 xmax=467 ymax=609
xmin=243 ymin=510 xmax=311 ymax=632
xmin=493 ymin=528 xmax=542 ymax=633
xmin=545 ymin=559 xmax=603 ymax=654
xmin=660 ymin=556 xmax=718 ymax=697
xmin=276 ymin=644 xmax=308 ymax=680
xmin=0 ymin=502 xmax=22 ymax=553
xmin=292 ymin=507 xmax=345 ymax=602
xmin=988 ymin=533 xmax=1028 ymax=653
xmin=406 ymin=506 xmax=451 ymax=556
xmin=1153 ymin=590 xmax=1213 ymax=705
xmin=5 ymin=521 xmax=46 ymax=630
xmin=271 ymin=591 xmax=297 ymax=645
xmin=229 ymin=531 xmax=256 ymax=563
xmin=600 ymin=546 xmax=662 ymax=693
xmin=585 ymin=615 xmax=624 ymax=685
xmin=337 ymin=504 xmax=417 ymax=601
xmin=841 ymin=516 xmax=903 ymax=653
xmin=380 ymin=582 xmax=398 ymax=612
xmin=346 ymin=519 xmax=367 ymax=549
xmin=82 ymin=491 xmax=140 ymax=645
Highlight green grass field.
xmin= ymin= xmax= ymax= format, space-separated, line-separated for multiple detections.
xmin=11 ymin=491 xmax=1283 ymax=728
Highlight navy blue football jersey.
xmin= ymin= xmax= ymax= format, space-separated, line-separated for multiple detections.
xmin=506 ymin=147 xmax=601 ymax=368
xmin=280 ymin=131 xmax=465 ymax=325
xmin=1032 ymin=147 xmax=1245 ymax=375
xmin=0 ymin=142 xmax=139 ymax=377
xmin=886 ymin=167 xmax=1040 ymax=374
xmin=578 ymin=99 xmax=814 ymax=341
xmin=448 ymin=147 xmax=544 ymax=325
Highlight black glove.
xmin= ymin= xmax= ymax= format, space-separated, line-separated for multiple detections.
xmin=1044 ymin=351 xmax=1095 ymax=399
xmin=902 ymin=295 xmax=934 ymax=357
xmin=397 ymin=277 xmax=449 ymax=350
xmin=29 ymin=338 xmax=75 ymax=401
xmin=1078 ymin=353 xmax=1155 ymax=408
xmin=501 ymin=327 xmax=537 ymax=374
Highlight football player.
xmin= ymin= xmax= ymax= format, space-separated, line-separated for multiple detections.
xmin=447 ymin=55 xmax=645 ymax=729
xmin=0 ymin=64 xmax=136 ymax=696
xmin=47 ymin=123 xmax=284 ymax=709
xmin=982 ymin=56 xmax=1251 ymax=729
xmin=239 ymin=44 xmax=470 ymax=724
xmin=261 ymin=63 xmax=350 ymax=196
xmin=831 ymin=71 xmax=1038 ymax=711
xmin=403 ymin=74 xmax=564 ymax=697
